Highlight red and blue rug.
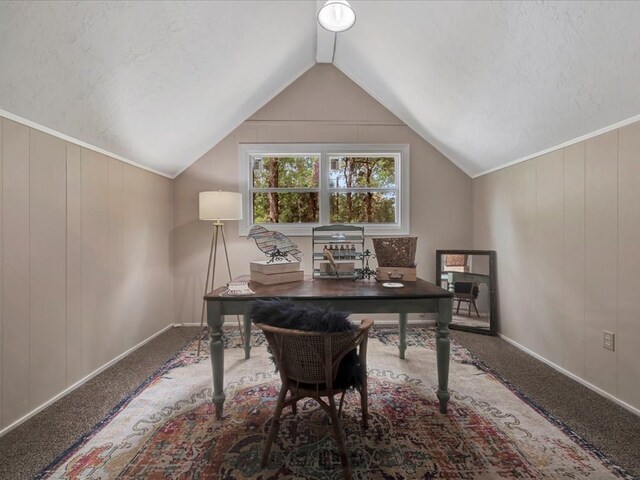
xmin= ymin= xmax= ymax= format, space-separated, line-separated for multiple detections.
xmin=37 ymin=328 xmax=633 ymax=479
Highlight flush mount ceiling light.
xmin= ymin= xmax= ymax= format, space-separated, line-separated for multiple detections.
xmin=318 ymin=0 xmax=356 ymax=32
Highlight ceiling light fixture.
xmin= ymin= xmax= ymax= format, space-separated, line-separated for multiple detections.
xmin=318 ymin=0 xmax=356 ymax=33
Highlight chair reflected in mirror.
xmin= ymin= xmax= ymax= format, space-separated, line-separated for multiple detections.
xmin=436 ymin=250 xmax=497 ymax=335
xmin=453 ymin=281 xmax=480 ymax=317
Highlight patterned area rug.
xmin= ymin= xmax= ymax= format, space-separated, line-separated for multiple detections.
xmin=38 ymin=328 xmax=632 ymax=479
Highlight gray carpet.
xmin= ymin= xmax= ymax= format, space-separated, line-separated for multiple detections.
xmin=0 ymin=326 xmax=198 ymax=480
xmin=451 ymin=330 xmax=640 ymax=479
xmin=0 ymin=325 xmax=638 ymax=479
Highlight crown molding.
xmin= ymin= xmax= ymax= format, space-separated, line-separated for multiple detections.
xmin=0 ymin=108 xmax=172 ymax=179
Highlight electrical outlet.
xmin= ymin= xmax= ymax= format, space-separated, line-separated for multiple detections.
xmin=603 ymin=331 xmax=615 ymax=351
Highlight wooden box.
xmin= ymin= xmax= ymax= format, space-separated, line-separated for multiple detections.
xmin=250 ymin=269 xmax=304 ymax=285
xmin=376 ymin=266 xmax=417 ymax=282
xmin=250 ymin=260 xmax=301 ymax=274
xmin=318 ymin=261 xmax=355 ymax=275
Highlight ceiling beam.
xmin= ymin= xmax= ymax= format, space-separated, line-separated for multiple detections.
xmin=316 ymin=0 xmax=335 ymax=63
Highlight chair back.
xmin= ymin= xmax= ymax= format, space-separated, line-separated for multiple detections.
xmin=454 ymin=281 xmax=479 ymax=298
xmin=255 ymin=318 xmax=373 ymax=388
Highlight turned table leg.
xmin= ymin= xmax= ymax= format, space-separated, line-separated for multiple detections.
xmin=398 ymin=312 xmax=408 ymax=359
xmin=207 ymin=301 xmax=226 ymax=419
xmin=243 ymin=313 xmax=252 ymax=360
xmin=436 ymin=296 xmax=452 ymax=414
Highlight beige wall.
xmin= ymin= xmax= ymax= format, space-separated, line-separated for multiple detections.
xmin=473 ymin=121 xmax=640 ymax=411
xmin=0 ymin=116 xmax=174 ymax=429
xmin=173 ymin=65 xmax=472 ymax=325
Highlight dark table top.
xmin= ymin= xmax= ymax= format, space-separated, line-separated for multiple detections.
xmin=204 ymin=276 xmax=452 ymax=302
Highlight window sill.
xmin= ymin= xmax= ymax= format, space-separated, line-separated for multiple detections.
xmin=239 ymin=223 xmax=410 ymax=237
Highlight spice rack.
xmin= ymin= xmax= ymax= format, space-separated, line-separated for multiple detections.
xmin=311 ymin=224 xmax=365 ymax=279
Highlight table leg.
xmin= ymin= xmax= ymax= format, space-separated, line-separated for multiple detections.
xmin=243 ymin=313 xmax=251 ymax=360
xmin=207 ymin=301 xmax=226 ymax=419
xmin=398 ymin=312 xmax=407 ymax=359
xmin=436 ymin=296 xmax=452 ymax=414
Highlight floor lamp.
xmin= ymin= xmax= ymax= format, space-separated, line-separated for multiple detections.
xmin=197 ymin=191 xmax=243 ymax=356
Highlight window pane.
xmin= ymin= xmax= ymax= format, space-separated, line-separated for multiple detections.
xmin=329 ymin=192 xmax=396 ymax=223
xmin=253 ymin=192 xmax=319 ymax=223
xmin=252 ymin=156 xmax=320 ymax=188
xmin=328 ymin=156 xmax=396 ymax=188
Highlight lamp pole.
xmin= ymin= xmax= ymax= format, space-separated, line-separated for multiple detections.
xmin=197 ymin=220 xmax=244 ymax=356
xmin=197 ymin=191 xmax=244 ymax=356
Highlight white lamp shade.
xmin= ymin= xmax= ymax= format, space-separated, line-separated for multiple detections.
xmin=199 ymin=191 xmax=243 ymax=221
xmin=318 ymin=0 xmax=356 ymax=33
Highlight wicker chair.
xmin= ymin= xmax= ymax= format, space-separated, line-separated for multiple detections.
xmin=255 ymin=318 xmax=374 ymax=480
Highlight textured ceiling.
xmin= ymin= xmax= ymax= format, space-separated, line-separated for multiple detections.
xmin=334 ymin=1 xmax=640 ymax=175
xmin=0 ymin=1 xmax=316 ymax=177
xmin=1 ymin=1 xmax=640 ymax=177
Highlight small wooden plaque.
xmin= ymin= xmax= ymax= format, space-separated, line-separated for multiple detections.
xmin=376 ymin=266 xmax=417 ymax=282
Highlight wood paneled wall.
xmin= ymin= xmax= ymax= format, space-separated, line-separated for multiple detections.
xmin=0 ymin=116 xmax=174 ymax=429
xmin=473 ymin=121 xmax=640 ymax=411
xmin=173 ymin=64 xmax=473 ymax=326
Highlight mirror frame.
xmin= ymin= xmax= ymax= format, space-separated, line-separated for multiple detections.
xmin=435 ymin=249 xmax=497 ymax=336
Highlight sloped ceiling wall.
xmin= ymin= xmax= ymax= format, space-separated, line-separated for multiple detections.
xmin=1 ymin=1 xmax=640 ymax=177
xmin=0 ymin=1 xmax=316 ymax=177
xmin=334 ymin=1 xmax=640 ymax=175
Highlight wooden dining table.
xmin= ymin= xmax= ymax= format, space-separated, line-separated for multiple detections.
xmin=204 ymin=276 xmax=453 ymax=418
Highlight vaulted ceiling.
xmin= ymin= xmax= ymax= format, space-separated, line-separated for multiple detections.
xmin=1 ymin=1 xmax=639 ymax=178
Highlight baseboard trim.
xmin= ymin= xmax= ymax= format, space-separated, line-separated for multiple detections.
xmin=498 ymin=333 xmax=640 ymax=417
xmin=0 ymin=324 xmax=175 ymax=438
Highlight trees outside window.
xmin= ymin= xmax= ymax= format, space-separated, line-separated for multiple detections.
xmin=239 ymin=144 xmax=409 ymax=236
xmin=252 ymin=156 xmax=320 ymax=223
xmin=328 ymin=156 xmax=396 ymax=224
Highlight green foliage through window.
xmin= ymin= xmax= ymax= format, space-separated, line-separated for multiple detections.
xmin=253 ymin=192 xmax=319 ymax=223
xmin=329 ymin=156 xmax=395 ymax=189
xmin=250 ymin=154 xmax=398 ymax=225
xmin=253 ymin=156 xmax=319 ymax=189
xmin=330 ymin=192 xmax=395 ymax=224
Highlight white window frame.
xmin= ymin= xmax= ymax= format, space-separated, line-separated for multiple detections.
xmin=238 ymin=143 xmax=410 ymax=236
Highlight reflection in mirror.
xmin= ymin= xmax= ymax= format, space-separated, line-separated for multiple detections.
xmin=436 ymin=250 xmax=497 ymax=335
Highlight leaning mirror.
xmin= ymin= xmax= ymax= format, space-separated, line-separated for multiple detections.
xmin=435 ymin=250 xmax=497 ymax=335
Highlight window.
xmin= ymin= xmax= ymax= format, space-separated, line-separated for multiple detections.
xmin=251 ymin=155 xmax=320 ymax=224
xmin=239 ymin=144 xmax=410 ymax=236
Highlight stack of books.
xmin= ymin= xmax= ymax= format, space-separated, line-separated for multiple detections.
xmin=249 ymin=260 xmax=304 ymax=285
